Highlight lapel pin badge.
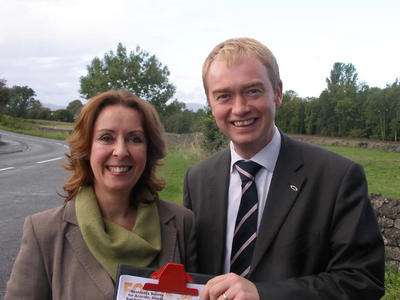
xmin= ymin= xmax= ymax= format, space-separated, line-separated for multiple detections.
xmin=290 ymin=185 xmax=298 ymax=192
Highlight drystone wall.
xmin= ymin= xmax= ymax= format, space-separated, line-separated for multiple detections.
xmin=370 ymin=194 xmax=400 ymax=272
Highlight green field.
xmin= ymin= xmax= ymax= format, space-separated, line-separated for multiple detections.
xmin=158 ymin=145 xmax=400 ymax=204
xmin=324 ymin=147 xmax=400 ymax=199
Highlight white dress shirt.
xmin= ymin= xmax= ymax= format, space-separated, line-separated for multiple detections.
xmin=223 ymin=126 xmax=281 ymax=274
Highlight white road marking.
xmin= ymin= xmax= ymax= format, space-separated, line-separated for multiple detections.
xmin=55 ymin=142 xmax=62 ymax=145
xmin=63 ymin=145 xmax=69 ymax=149
xmin=37 ymin=157 xmax=63 ymax=164
xmin=0 ymin=167 xmax=15 ymax=172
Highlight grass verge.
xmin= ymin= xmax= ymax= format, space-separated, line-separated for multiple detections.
xmin=0 ymin=126 xmax=70 ymax=140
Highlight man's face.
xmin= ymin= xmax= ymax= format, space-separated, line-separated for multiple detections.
xmin=207 ymin=55 xmax=282 ymax=159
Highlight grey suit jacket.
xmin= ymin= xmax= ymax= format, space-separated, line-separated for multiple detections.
xmin=183 ymin=132 xmax=385 ymax=300
xmin=5 ymin=199 xmax=197 ymax=300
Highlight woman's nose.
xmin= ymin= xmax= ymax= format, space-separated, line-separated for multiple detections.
xmin=113 ymin=139 xmax=129 ymax=159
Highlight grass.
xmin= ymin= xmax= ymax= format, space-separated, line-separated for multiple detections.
xmin=0 ymin=125 xmax=70 ymax=140
xmin=27 ymin=119 xmax=74 ymax=130
xmin=383 ymin=267 xmax=400 ymax=300
xmin=324 ymin=146 xmax=400 ymax=199
xmin=157 ymin=137 xmax=208 ymax=204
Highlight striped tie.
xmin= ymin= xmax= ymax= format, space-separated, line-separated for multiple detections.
xmin=230 ymin=160 xmax=262 ymax=278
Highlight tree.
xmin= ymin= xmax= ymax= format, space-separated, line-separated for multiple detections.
xmin=387 ymin=80 xmax=400 ymax=141
xmin=276 ymin=90 xmax=305 ymax=134
xmin=67 ymin=99 xmax=83 ymax=119
xmin=326 ymin=62 xmax=358 ymax=88
xmin=26 ymin=100 xmax=53 ymax=120
xmin=0 ymin=78 xmax=11 ymax=122
xmin=6 ymin=86 xmax=36 ymax=118
xmin=79 ymin=43 xmax=177 ymax=115
xmin=200 ymin=107 xmax=229 ymax=153
xmin=53 ymin=109 xmax=74 ymax=122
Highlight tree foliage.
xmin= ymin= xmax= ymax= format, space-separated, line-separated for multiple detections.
xmin=79 ymin=43 xmax=178 ymax=116
xmin=199 ymin=107 xmax=229 ymax=152
xmin=67 ymin=99 xmax=83 ymax=118
xmin=53 ymin=109 xmax=74 ymax=122
xmin=26 ymin=100 xmax=53 ymax=120
xmin=6 ymin=86 xmax=36 ymax=118
xmin=0 ymin=78 xmax=12 ymax=122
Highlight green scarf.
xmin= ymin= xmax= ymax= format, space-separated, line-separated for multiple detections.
xmin=75 ymin=186 xmax=161 ymax=282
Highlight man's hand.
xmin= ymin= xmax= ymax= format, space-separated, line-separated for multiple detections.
xmin=199 ymin=273 xmax=260 ymax=300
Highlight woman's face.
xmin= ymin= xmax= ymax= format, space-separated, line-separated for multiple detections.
xmin=90 ymin=104 xmax=147 ymax=197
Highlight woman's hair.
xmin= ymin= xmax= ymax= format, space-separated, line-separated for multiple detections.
xmin=62 ymin=90 xmax=166 ymax=204
xmin=202 ymin=37 xmax=281 ymax=100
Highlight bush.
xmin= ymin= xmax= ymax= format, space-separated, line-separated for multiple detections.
xmin=1 ymin=116 xmax=36 ymax=130
xmin=348 ymin=128 xmax=366 ymax=139
xmin=199 ymin=109 xmax=228 ymax=154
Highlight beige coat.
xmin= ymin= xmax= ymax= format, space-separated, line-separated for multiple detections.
xmin=5 ymin=199 xmax=197 ymax=300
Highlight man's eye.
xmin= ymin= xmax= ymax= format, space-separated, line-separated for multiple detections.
xmin=249 ymin=89 xmax=260 ymax=94
xmin=218 ymin=94 xmax=228 ymax=100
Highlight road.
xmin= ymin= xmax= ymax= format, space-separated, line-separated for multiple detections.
xmin=0 ymin=130 xmax=70 ymax=298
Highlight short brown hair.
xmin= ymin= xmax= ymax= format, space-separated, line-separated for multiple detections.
xmin=62 ymin=90 xmax=166 ymax=204
xmin=202 ymin=37 xmax=281 ymax=100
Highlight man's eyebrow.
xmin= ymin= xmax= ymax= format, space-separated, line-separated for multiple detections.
xmin=211 ymin=87 xmax=230 ymax=95
xmin=243 ymin=81 xmax=265 ymax=89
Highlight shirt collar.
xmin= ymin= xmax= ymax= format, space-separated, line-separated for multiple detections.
xmin=230 ymin=125 xmax=281 ymax=173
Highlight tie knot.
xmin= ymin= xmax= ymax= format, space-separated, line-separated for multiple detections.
xmin=235 ymin=161 xmax=262 ymax=183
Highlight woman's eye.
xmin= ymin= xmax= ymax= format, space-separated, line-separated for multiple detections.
xmin=100 ymin=135 xmax=113 ymax=142
xmin=127 ymin=136 xmax=143 ymax=143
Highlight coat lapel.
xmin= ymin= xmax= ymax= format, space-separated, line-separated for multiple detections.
xmin=206 ymin=150 xmax=231 ymax=274
xmin=250 ymin=133 xmax=305 ymax=276
xmin=64 ymin=201 xmax=114 ymax=300
xmin=156 ymin=200 xmax=177 ymax=267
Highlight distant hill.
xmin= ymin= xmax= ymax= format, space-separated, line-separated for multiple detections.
xmin=42 ymin=103 xmax=67 ymax=111
xmin=185 ymin=102 xmax=207 ymax=112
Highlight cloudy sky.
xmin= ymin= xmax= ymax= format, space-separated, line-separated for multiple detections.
xmin=1 ymin=0 xmax=399 ymax=108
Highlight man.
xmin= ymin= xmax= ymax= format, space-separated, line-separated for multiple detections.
xmin=183 ymin=38 xmax=385 ymax=299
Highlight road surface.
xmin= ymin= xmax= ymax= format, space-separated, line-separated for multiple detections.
xmin=0 ymin=130 xmax=70 ymax=298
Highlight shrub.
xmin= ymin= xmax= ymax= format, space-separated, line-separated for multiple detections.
xmin=199 ymin=109 xmax=228 ymax=154
xmin=348 ymin=128 xmax=366 ymax=139
xmin=1 ymin=116 xmax=36 ymax=130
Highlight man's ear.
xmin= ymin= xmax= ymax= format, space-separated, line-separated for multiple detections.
xmin=275 ymin=81 xmax=283 ymax=108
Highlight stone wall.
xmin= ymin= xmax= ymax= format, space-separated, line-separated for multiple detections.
xmin=289 ymin=134 xmax=400 ymax=152
xmin=370 ymin=194 xmax=400 ymax=272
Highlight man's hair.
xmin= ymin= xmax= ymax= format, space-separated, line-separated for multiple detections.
xmin=62 ymin=90 xmax=166 ymax=204
xmin=202 ymin=37 xmax=281 ymax=100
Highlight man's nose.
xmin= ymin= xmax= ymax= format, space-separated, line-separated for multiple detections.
xmin=231 ymin=95 xmax=250 ymax=116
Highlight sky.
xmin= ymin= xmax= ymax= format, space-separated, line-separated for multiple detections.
xmin=1 ymin=0 xmax=399 ymax=108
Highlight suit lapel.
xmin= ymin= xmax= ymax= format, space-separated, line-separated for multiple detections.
xmin=206 ymin=150 xmax=231 ymax=274
xmin=156 ymin=200 xmax=177 ymax=267
xmin=250 ymin=133 xmax=305 ymax=276
xmin=64 ymin=201 xmax=114 ymax=300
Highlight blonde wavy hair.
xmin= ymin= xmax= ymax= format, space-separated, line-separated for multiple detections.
xmin=62 ymin=90 xmax=166 ymax=204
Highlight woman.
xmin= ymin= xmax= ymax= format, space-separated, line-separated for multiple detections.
xmin=5 ymin=90 xmax=197 ymax=300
